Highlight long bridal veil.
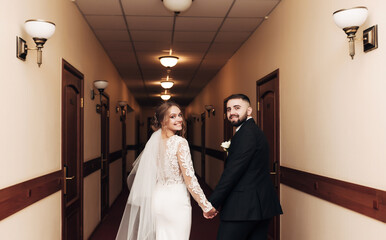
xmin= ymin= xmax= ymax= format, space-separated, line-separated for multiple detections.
xmin=116 ymin=129 xmax=161 ymax=240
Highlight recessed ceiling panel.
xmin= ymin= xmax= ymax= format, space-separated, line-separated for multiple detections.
xmin=221 ymin=18 xmax=264 ymax=32
xmin=94 ymin=30 xmax=131 ymax=42
xmin=121 ymin=0 xmax=171 ymax=16
xmin=175 ymin=17 xmax=223 ymax=31
xmin=173 ymin=42 xmax=210 ymax=53
xmin=130 ymin=30 xmax=171 ymax=42
xmin=75 ymin=0 xmax=122 ymax=15
xmin=126 ymin=16 xmax=174 ymax=31
xmin=229 ymin=0 xmax=280 ymax=18
xmin=102 ymin=41 xmax=133 ymax=52
xmin=85 ymin=16 xmax=126 ymax=30
xmin=133 ymin=42 xmax=170 ymax=52
xmin=174 ymin=31 xmax=216 ymax=42
xmin=179 ymin=0 xmax=234 ymax=17
xmin=215 ymin=31 xmax=252 ymax=43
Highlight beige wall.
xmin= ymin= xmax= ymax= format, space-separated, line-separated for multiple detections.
xmin=0 ymin=0 xmax=140 ymax=239
xmin=187 ymin=0 xmax=386 ymax=238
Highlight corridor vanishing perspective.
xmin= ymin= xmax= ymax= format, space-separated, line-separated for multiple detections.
xmin=1 ymin=0 xmax=385 ymax=240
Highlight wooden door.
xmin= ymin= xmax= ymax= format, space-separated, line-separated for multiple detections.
xmin=62 ymin=60 xmax=83 ymax=240
xmin=200 ymin=113 xmax=206 ymax=180
xmin=223 ymin=100 xmax=233 ymax=141
xmin=100 ymin=94 xmax=110 ymax=219
xmin=257 ymin=69 xmax=280 ymax=240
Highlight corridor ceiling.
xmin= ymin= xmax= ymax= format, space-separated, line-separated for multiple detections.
xmin=75 ymin=0 xmax=281 ymax=107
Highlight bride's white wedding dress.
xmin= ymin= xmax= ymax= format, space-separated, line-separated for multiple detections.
xmin=116 ymin=131 xmax=212 ymax=240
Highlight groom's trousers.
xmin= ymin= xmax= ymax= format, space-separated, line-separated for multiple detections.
xmin=217 ymin=219 xmax=270 ymax=240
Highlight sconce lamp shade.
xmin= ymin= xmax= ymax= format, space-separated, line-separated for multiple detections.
xmin=333 ymin=7 xmax=368 ymax=29
xmin=162 ymin=0 xmax=192 ymax=13
xmin=118 ymin=101 xmax=128 ymax=107
xmin=161 ymin=80 xmax=174 ymax=89
xmin=93 ymin=80 xmax=109 ymax=90
xmin=25 ymin=20 xmax=56 ymax=39
xmin=205 ymin=105 xmax=214 ymax=111
xmin=159 ymin=56 xmax=179 ymax=68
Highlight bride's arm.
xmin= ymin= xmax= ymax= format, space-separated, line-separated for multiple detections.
xmin=177 ymin=138 xmax=213 ymax=213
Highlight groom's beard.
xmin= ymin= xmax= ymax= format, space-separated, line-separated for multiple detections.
xmin=229 ymin=112 xmax=248 ymax=127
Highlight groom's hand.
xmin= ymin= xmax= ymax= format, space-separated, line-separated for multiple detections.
xmin=203 ymin=207 xmax=218 ymax=219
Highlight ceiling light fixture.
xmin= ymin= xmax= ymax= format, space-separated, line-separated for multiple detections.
xmin=161 ymin=80 xmax=174 ymax=89
xmin=160 ymin=90 xmax=171 ymax=101
xmin=159 ymin=55 xmax=179 ymax=68
xmin=162 ymin=0 xmax=193 ymax=13
xmin=161 ymin=73 xmax=174 ymax=89
xmin=333 ymin=6 xmax=368 ymax=59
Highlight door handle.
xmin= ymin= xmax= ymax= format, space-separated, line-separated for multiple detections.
xmin=63 ymin=166 xmax=75 ymax=195
xmin=270 ymin=172 xmax=277 ymax=175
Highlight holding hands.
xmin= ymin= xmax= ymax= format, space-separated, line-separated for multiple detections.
xmin=203 ymin=207 xmax=219 ymax=219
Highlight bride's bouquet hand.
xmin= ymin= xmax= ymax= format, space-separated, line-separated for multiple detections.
xmin=203 ymin=207 xmax=218 ymax=219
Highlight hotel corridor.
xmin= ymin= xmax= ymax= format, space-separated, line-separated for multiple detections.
xmin=2 ymin=0 xmax=386 ymax=239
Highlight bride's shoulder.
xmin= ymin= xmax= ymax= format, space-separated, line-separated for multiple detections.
xmin=172 ymin=135 xmax=188 ymax=144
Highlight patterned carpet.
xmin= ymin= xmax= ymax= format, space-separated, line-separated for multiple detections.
xmin=89 ymin=179 xmax=220 ymax=240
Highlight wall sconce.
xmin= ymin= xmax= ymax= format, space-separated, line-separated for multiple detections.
xmin=116 ymin=101 xmax=128 ymax=113
xmin=91 ymin=80 xmax=108 ymax=113
xmin=191 ymin=114 xmax=200 ymax=122
xmin=16 ymin=19 xmax=56 ymax=67
xmin=333 ymin=6 xmax=368 ymax=59
xmin=205 ymin=105 xmax=215 ymax=117
xmin=116 ymin=101 xmax=128 ymax=121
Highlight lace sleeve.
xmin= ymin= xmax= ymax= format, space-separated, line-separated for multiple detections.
xmin=177 ymin=138 xmax=213 ymax=212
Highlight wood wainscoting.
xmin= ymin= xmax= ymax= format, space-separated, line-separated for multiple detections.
xmin=84 ymin=145 xmax=139 ymax=178
xmin=190 ymin=145 xmax=386 ymax=223
xmin=281 ymin=166 xmax=386 ymax=223
xmin=0 ymin=170 xmax=62 ymax=221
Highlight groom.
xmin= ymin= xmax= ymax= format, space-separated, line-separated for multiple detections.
xmin=205 ymin=94 xmax=283 ymax=240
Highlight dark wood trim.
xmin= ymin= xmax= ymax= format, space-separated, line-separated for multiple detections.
xmin=281 ymin=166 xmax=386 ymax=223
xmin=83 ymin=148 xmax=132 ymax=178
xmin=83 ymin=158 xmax=101 ymax=178
xmin=62 ymin=59 xmax=84 ymax=240
xmin=126 ymin=144 xmax=139 ymax=151
xmin=0 ymin=170 xmax=62 ymax=221
xmin=205 ymin=148 xmax=226 ymax=161
xmin=190 ymin=144 xmax=201 ymax=153
xmin=257 ymin=69 xmax=280 ymax=240
xmin=109 ymin=150 xmax=122 ymax=164
xmin=190 ymin=144 xmax=226 ymax=162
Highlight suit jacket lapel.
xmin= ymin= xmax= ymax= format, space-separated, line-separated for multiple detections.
xmin=227 ymin=118 xmax=254 ymax=159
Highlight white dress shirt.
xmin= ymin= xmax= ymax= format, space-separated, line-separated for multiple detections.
xmin=236 ymin=116 xmax=252 ymax=132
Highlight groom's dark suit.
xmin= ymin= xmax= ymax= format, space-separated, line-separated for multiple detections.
xmin=209 ymin=118 xmax=282 ymax=239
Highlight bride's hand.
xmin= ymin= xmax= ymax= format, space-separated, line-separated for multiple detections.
xmin=203 ymin=207 xmax=218 ymax=219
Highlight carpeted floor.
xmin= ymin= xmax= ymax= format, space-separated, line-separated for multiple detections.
xmin=89 ymin=180 xmax=219 ymax=240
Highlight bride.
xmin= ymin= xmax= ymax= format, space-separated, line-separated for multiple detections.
xmin=116 ymin=102 xmax=218 ymax=240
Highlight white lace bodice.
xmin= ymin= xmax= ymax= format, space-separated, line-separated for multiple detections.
xmin=157 ymin=135 xmax=212 ymax=212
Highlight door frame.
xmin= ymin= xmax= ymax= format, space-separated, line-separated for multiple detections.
xmin=256 ymin=69 xmax=280 ymax=240
xmin=100 ymin=92 xmax=110 ymax=219
xmin=223 ymin=99 xmax=233 ymax=141
xmin=61 ymin=59 xmax=84 ymax=240
xmin=121 ymin=107 xmax=127 ymax=187
xmin=200 ymin=112 xmax=206 ymax=180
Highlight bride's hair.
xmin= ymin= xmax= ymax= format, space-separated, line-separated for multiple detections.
xmin=152 ymin=101 xmax=186 ymax=137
